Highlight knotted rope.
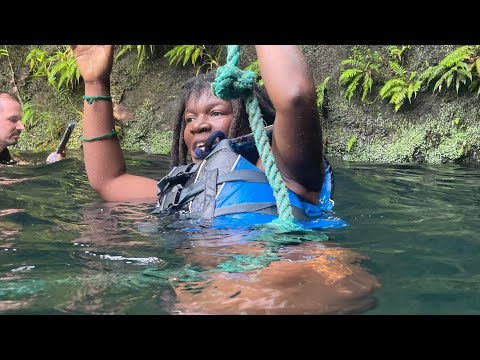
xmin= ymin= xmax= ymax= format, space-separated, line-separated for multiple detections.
xmin=212 ymin=45 xmax=300 ymax=230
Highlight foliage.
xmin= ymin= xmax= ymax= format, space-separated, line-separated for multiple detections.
xmin=164 ymin=45 xmax=223 ymax=75
xmin=419 ymin=45 xmax=474 ymax=93
xmin=115 ymin=45 xmax=156 ymax=70
xmin=467 ymin=45 xmax=480 ymax=95
xmin=339 ymin=46 xmax=383 ymax=102
xmin=346 ymin=135 xmax=356 ymax=152
xmin=388 ymin=45 xmax=411 ymax=63
xmin=25 ymin=46 xmax=80 ymax=92
xmin=0 ymin=45 xmax=21 ymax=101
xmin=379 ymin=61 xmax=422 ymax=112
xmin=244 ymin=59 xmax=264 ymax=86
xmin=316 ymin=77 xmax=330 ymax=110
xmin=453 ymin=117 xmax=465 ymax=130
xmin=21 ymin=101 xmax=35 ymax=126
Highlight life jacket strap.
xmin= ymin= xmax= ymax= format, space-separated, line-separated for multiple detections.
xmin=156 ymin=162 xmax=200 ymax=194
xmin=177 ymin=169 xmax=269 ymax=207
xmin=202 ymin=168 xmax=218 ymax=219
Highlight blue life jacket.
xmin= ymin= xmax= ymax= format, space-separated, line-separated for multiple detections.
xmin=152 ymin=135 xmax=346 ymax=229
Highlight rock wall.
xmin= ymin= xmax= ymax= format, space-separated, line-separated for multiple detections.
xmin=2 ymin=45 xmax=478 ymax=163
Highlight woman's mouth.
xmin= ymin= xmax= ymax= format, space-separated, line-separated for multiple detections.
xmin=192 ymin=131 xmax=226 ymax=160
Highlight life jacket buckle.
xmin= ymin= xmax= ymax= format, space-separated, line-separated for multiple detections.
xmin=170 ymin=184 xmax=184 ymax=207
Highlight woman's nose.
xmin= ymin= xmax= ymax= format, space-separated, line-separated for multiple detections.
xmin=190 ymin=116 xmax=211 ymax=134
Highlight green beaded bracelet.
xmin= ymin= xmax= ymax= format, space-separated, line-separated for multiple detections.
xmin=82 ymin=95 xmax=113 ymax=105
xmin=80 ymin=129 xmax=119 ymax=142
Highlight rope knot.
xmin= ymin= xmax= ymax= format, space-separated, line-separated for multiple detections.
xmin=212 ymin=45 xmax=296 ymax=223
xmin=211 ymin=65 xmax=256 ymax=100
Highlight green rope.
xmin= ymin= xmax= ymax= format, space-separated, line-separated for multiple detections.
xmin=212 ymin=45 xmax=300 ymax=229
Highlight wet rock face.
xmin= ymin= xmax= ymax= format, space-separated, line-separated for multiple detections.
xmin=113 ymin=102 xmax=134 ymax=122
xmin=3 ymin=45 xmax=478 ymax=163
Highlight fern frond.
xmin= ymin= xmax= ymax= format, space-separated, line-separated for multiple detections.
xmin=115 ymin=45 xmax=134 ymax=61
xmin=389 ymin=61 xmax=406 ymax=77
xmin=369 ymin=63 xmax=381 ymax=72
xmin=434 ymin=68 xmax=454 ymax=92
xmin=384 ymin=85 xmax=404 ymax=99
xmin=340 ymin=59 xmax=358 ymax=67
xmin=428 ymin=65 xmax=446 ymax=86
xmin=316 ymin=77 xmax=330 ymax=109
xmin=361 ymin=74 xmax=373 ymax=101
xmin=456 ymin=67 xmax=472 ymax=82
xmin=456 ymin=73 xmax=469 ymax=93
xmin=407 ymin=83 xmax=415 ymax=101
xmin=440 ymin=45 xmax=474 ymax=68
xmin=136 ymin=46 xmax=146 ymax=70
xmin=379 ymin=79 xmax=405 ymax=98
xmin=390 ymin=87 xmax=408 ymax=112
xmin=345 ymin=74 xmax=362 ymax=101
xmin=468 ymin=78 xmax=480 ymax=92
xmin=408 ymin=80 xmax=422 ymax=101
xmin=191 ymin=47 xmax=201 ymax=65
xmin=183 ymin=46 xmax=195 ymax=66
xmin=445 ymin=71 xmax=454 ymax=89
xmin=339 ymin=68 xmax=362 ymax=84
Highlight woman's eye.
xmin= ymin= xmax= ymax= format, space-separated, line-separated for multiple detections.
xmin=185 ymin=117 xmax=194 ymax=123
xmin=211 ymin=111 xmax=221 ymax=116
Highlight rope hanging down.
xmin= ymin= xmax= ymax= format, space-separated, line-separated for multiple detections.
xmin=211 ymin=45 xmax=297 ymax=226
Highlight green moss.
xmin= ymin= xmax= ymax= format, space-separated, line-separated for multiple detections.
xmin=119 ymin=98 xmax=174 ymax=154
xmin=149 ymin=130 xmax=173 ymax=155
xmin=120 ymin=98 xmax=155 ymax=151
xmin=356 ymin=127 xmax=425 ymax=163
xmin=325 ymin=117 xmax=480 ymax=164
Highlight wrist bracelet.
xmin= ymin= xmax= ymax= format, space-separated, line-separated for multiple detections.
xmin=82 ymin=95 xmax=113 ymax=105
xmin=80 ymin=129 xmax=119 ymax=142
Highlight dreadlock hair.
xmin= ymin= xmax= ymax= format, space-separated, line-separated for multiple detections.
xmin=170 ymin=71 xmax=275 ymax=168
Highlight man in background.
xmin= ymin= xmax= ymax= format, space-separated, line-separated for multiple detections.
xmin=0 ymin=92 xmax=65 ymax=165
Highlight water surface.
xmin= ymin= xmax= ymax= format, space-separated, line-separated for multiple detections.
xmin=1 ymin=150 xmax=478 ymax=314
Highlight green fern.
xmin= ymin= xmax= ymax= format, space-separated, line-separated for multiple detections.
xmin=115 ymin=45 xmax=156 ymax=70
xmin=339 ymin=46 xmax=382 ymax=102
xmin=164 ymin=45 xmax=222 ymax=75
xmin=419 ymin=45 xmax=475 ymax=94
xmin=379 ymin=62 xmax=422 ymax=112
xmin=388 ymin=45 xmax=411 ymax=63
xmin=316 ymin=77 xmax=331 ymax=110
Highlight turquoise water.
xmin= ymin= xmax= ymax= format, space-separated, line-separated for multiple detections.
xmin=1 ymin=150 xmax=479 ymax=314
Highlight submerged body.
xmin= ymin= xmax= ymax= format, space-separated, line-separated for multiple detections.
xmin=71 ymin=45 xmax=378 ymax=314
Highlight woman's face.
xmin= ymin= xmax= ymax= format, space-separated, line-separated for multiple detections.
xmin=183 ymin=91 xmax=233 ymax=163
